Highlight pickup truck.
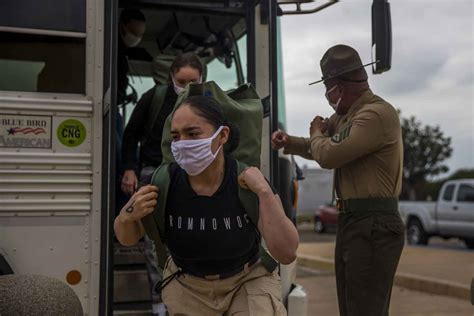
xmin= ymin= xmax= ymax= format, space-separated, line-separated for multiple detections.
xmin=399 ymin=179 xmax=474 ymax=249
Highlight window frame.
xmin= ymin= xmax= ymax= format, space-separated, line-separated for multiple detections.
xmin=442 ymin=184 xmax=455 ymax=202
xmin=0 ymin=0 xmax=87 ymax=33
xmin=0 ymin=2 xmax=91 ymax=98
xmin=456 ymin=184 xmax=474 ymax=203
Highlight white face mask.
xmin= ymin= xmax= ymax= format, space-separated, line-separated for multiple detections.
xmin=325 ymin=85 xmax=342 ymax=112
xmin=122 ymin=29 xmax=142 ymax=47
xmin=171 ymin=126 xmax=224 ymax=176
xmin=171 ymin=75 xmax=203 ymax=95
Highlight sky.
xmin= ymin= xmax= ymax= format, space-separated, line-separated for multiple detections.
xmin=279 ymin=0 xmax=474 ymax=176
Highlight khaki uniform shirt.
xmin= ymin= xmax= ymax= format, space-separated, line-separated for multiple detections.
xmin=284 ymin=89 xmax=403 ymax=199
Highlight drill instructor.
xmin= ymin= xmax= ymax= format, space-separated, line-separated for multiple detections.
xmin=272 ymin=44 xmax=405 ymax=316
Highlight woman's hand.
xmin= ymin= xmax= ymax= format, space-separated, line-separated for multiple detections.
xmin=238 ymin=167 xmax=272 ymax=196
xmin=118 ymin=185 xmax=158 ymax=224
xmin=121 ymin=169 xmax=139 ymax=196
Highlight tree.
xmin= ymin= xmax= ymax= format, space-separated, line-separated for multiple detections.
xmin=400 ymin=115 xmax=453 ymax=200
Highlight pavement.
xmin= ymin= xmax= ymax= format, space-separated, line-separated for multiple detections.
xmin=296 ymin=267 xmax=474 ymax=316
xmin=297 ymin=230 xmax=474 ymax=302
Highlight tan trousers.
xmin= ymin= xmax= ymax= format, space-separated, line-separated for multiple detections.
xmin=161 ymin=257 xmax=287 ymax=316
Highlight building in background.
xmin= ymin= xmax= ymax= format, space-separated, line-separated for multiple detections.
xmin=298 ymin=167 xmax=333 ymax=215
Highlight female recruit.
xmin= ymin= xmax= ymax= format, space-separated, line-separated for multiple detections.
xmin=115 ymin=96 xmax=299 ymax=315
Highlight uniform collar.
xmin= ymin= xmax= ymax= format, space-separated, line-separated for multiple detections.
xmin=343 ymin=89 xmax=374 ymax=118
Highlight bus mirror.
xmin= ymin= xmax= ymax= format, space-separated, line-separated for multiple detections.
xmin=371 ymin=0 xmax=392 ymax=74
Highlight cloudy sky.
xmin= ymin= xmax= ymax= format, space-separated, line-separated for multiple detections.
xmin=279 ymin=0 xmax=473 ymax=176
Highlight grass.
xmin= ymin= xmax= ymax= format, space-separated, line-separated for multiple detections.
xmin=296 ymin=213 xmax=314 ymax=225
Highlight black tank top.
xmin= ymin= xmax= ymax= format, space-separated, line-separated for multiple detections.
xmin=164 ymin=156 xmax=260 ymax=276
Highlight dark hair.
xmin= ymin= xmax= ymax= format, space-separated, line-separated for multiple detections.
xmin=170 ymin=53 xmax=203 ymax=77
xmin=174 ymin=96 xmax=240 ymax=154
xmin=120 ymin=9 xmax=146 ymax=24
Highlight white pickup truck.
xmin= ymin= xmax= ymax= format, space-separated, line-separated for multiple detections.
xmin=399 ymin=179 xmax=474 ymax=249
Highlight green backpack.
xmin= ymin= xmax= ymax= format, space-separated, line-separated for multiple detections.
xmin=141 ymin=81 xmax=278 ymax=273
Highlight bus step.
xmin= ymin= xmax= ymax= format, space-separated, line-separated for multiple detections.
xmin=113 ymin=311 xmax=152 ymax=316
xmin=114 ymin=269 xmax=151 ymax=303
xmin=113 ymin=302 xmax=152 ymax=315
xmin=114 ymin=242 xmax=147 ymax=265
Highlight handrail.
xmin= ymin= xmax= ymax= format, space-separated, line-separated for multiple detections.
xmin=278 ymin=0 xmax=339 ymax=15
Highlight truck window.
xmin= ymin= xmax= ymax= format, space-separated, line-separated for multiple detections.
xmin=456 ymin=184 xmax=474 ymax=202
xmin=442 ymin=184 xmax=455 ymax=201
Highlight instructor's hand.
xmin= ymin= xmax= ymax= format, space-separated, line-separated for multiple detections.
xmin=121 ymin=170 xmax=138 ymax=196
xmin=271 ymin=130 xmax=289 ymax=150
xmin=119 ymin=185 xmax=158 ymax=223
xmin=238 ymin=167 xmax=272 ymax=196
xmin=310 ymin=116 xmax=328 ymax=136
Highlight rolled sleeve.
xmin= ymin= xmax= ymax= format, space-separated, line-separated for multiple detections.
xmin=283 ymin=135 xmax=313 ymax=160
xmin=310 ymin=110 xmax=384 ymax=169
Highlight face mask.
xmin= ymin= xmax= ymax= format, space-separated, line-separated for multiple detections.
xmin=171 ymin=126 xmax=224 ymax=176
xmin=122 ymin=28 xmax=142 ymax=47
xmin=325 ymin=85 xmax=342 ymax=112
xmin=172 ymin=75 xmax=203 ymax=95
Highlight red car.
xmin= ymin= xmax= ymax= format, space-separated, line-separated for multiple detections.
xmin=314 ymin=203 xmax=338 ymax=233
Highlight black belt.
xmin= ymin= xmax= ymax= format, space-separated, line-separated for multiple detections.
xmin=186 ymin=253 xmax=260 ymax=280
xmin=336 ymin=197 xmax=399 ymax=214
xmin=155 ymin=254 xmax=260 ymax=296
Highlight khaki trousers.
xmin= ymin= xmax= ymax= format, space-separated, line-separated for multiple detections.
xmin=162 ymin=257 xmax=287 ymax=316
xmin=335 ymin=212 xmax=405 ymax=316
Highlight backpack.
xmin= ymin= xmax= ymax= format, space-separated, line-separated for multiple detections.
xmin=141 ymin=81 xmax=278 ymax=273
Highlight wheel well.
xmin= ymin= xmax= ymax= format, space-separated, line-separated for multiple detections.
xmin=407 ymin=215 xmax=421 ymax=226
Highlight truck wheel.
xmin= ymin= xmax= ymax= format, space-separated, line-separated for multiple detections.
xmin=407 ymin=219 xmax=429 ymax=245
xmin=314 ymin=217 xmax=325 ymax=233
xmin=464 ymin=239 xmax=474 ymax=249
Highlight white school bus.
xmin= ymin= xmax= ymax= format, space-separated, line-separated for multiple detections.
xmin=0 ymin=0 xmax=391 ymax=314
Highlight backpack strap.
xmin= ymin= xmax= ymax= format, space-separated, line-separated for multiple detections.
xmin=140 ymin=163 xmax=170 ymax=268
xmin=236 ymin=160 xmax=279 ymax=273
xmin=145 ymin=84 xmax=169 ymax=137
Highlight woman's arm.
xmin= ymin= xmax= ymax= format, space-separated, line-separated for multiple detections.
xmin=238 ymin=167 xmax=299 ymax=264
xmin=114 ymin=185 xmax=158 ymax=246
xmin=122 ymin=88 xmax=155 ymax=171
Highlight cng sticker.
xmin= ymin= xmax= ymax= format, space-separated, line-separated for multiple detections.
xmin=57 ymin=119 xmax=86 ymax=147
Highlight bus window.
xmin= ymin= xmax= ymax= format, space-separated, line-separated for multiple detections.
xmin=206 ymin=34 xmax=247 ymax=90
xmin=206 ymin=57 xmax=238 ymax=91
xmin=0 ymin=0 xmax=86 ymax=33
xmin=237 ymin=35 xmax=247 ymax=83
xmin=122 ymin=76 xmax=156 ymax=125
xmin=0 ymin=32 xmax=85 ymax=94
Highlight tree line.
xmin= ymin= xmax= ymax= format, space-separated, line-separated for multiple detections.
xmin=400 ymin=112 xmax=473 ymax=200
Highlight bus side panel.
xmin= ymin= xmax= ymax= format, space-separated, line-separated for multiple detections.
xmin=0 ymin=99 xmax=95 ymax=313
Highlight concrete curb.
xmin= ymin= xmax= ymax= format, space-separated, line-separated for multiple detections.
xmin=298 ymin=254 xmax=471 ymax=302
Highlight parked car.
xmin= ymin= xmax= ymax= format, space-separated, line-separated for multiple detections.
xmin=314 ymin=203 xmax=338 ymax=233
xmin=399 ymin=179 xmax=474 ymax=249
